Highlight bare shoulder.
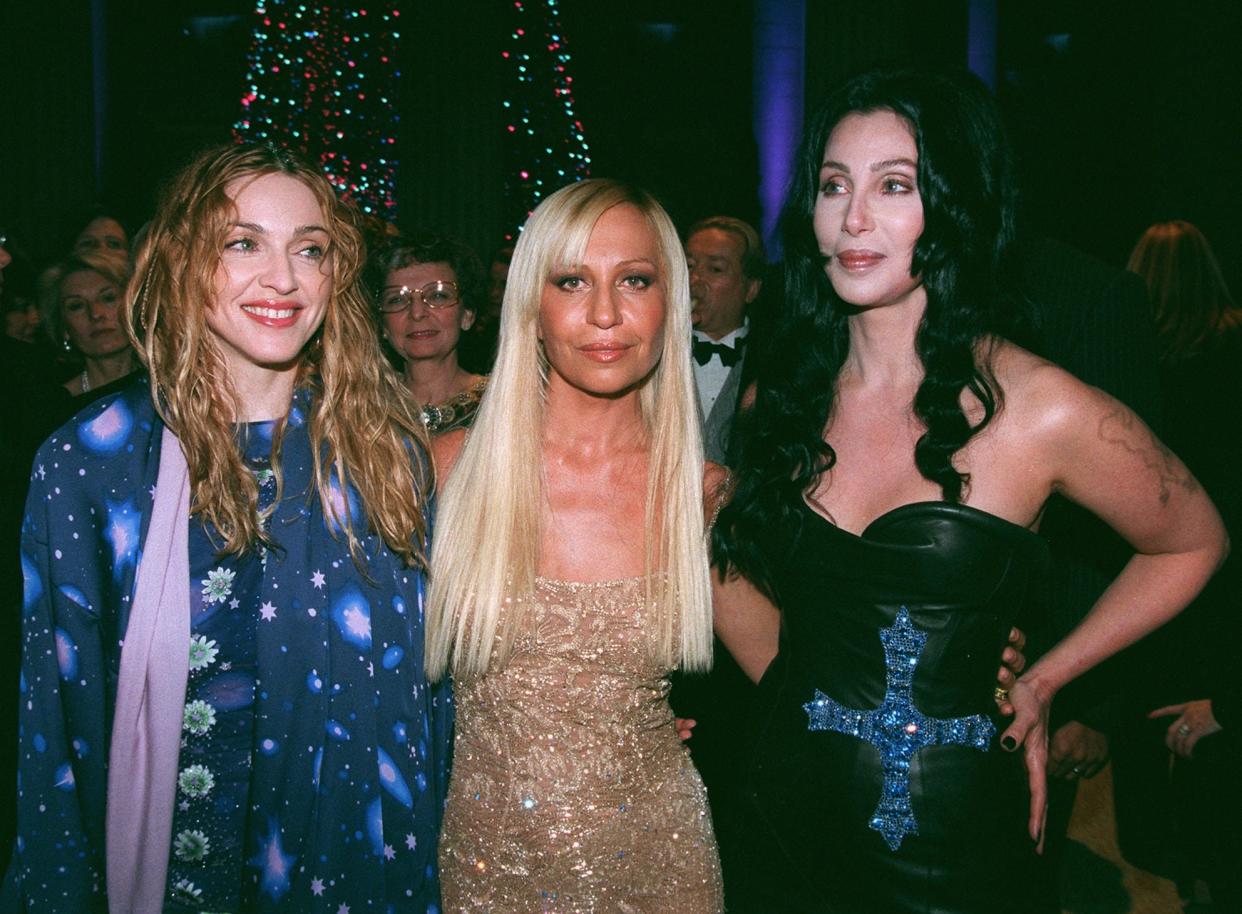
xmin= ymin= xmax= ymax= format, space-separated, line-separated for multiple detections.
xmin=703 ymin=461 xmax=733 ymax=515
xmin=988 ymin=339 xmax=1184 ymax=492
xmin=988 ymin=339 xmax=1111 ymax=438
xmin=430 ymin=428 xmax=468 ymax=492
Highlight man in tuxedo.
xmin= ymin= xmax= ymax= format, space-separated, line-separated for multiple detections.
xmin=685 ymin=216 xmax=764 ymax=463
xmin=673 ymin=216 xmax=768 ymax=908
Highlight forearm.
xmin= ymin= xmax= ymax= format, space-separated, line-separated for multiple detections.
xmin=1024 ymin=544 xmax=1226 ymax=697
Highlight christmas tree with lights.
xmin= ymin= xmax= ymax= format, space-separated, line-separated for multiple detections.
xmin=501 ymin=0 xmax=590 ymax=238
xmin=234 ymin=0 xmax=402 ymax=217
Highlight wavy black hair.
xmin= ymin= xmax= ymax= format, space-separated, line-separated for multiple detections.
xmin=713 ymin=67 xmax=1020 ymax=594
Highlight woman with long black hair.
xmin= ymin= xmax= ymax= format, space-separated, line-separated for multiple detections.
xmin=711 ymin=69 xmax=1226 ymax=912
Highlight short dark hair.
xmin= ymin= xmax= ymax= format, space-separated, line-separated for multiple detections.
xmin=367 ymin=231 xmax=486 ymax=316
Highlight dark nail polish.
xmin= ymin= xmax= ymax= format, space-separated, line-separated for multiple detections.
xmin=1001 ymin=736 xmax=1016 ymax=751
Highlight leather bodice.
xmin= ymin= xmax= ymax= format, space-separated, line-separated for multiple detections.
xmin=747 ymin=501 xmax=1052 ymax=913
xmin=771 ymin=500 xmax=1049 ymax=719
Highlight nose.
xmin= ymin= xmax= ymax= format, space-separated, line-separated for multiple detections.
xmin=88 ymin=296 xmax=114 ymax=321
xmin=259 ymin=250 xmax=298 ymax=294
xmin=0 ymin=243 xmax=11 ymax=270
xmin=844 ymin=190 xmax=873 ymax=235
xmin=406 ymin=292 xmax=431 ymax=320
xmin=687 ymin=265 xmax=707 ymax=297
xmin=587 ymin=285 xmax=621 ymax=329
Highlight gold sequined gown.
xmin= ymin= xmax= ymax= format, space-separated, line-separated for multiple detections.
xmin=439 ymin=576 xmax=724 ymax=913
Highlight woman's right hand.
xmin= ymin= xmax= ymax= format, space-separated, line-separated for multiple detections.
xmin=999 ymin=674 xmax=1055 ymax=853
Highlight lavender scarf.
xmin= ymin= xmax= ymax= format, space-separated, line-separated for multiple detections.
xmin=105 ymin=426 xmax=190 ymax=913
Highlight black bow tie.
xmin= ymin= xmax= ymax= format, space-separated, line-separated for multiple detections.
xmin=693 ymin=336 xmax=745 ymax=367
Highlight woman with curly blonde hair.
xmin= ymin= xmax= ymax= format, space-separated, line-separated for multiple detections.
xmin=11 ymin=143 xmax=451 ymax=912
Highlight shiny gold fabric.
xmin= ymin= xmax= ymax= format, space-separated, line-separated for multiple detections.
xmin=439 ymin=576 xmax=723 ymax=913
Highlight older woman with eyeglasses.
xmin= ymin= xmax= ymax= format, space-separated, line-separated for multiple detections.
xmin=369 ymin=231 xmax=488 ymax=433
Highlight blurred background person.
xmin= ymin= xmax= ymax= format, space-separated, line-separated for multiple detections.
xmin=684 ymin=215 xmax=765 ymax=464
xmin=2 ymin=254 xmax=41 ymax=345
xmin=68 ymin=208 xmax=131 ymax=267
xmin=369 ymin=231 xmax=488 ymax=433
xmin=0 ymin=225 xmax=60 ymax=872
xmin=458 ymin=242 xmax=513 ymax=374
xmin=1130 ymin=219 xmax=1242 ymax=912
xmin=673 ymin=214 xmax=767 ymax=909
xmin=38 ymin=250 xmax=139 ymax=416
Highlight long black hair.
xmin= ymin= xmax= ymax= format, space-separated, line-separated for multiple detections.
xmin=713 ymin=67 xmax=1020 ymax=594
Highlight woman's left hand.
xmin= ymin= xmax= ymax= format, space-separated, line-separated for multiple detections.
xmin=1149 ymin=699 xmax=1222 ymax=758
xmin=999 ymin=675 xmax=1052 ymax=852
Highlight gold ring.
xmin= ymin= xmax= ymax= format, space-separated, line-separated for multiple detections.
xmin=993 ymin=686 xmax=1010 ymax=704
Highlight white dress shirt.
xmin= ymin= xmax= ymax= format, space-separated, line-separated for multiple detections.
xmin=692 ymin=319 xmax=749 ymax=417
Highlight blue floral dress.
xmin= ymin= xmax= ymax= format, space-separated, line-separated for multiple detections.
xmin=12 ymin=381 xmax=452 ymax=913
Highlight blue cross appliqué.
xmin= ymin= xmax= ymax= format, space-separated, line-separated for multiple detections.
xmin=803 ymin=606 xmax=997 ymax=851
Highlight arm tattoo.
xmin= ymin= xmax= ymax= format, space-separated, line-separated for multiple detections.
xmin=1098 ymin=408 xmax=1198 ymax=506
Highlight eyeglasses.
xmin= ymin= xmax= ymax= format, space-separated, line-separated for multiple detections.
xmin=379 ymin=281 xmax=461 ymax=312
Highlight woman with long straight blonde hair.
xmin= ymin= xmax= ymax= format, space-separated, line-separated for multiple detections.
xmin=428 ymin=179 xmax=724 ymax=912
xmin=12 ymin=143 xmax=451 ymax=912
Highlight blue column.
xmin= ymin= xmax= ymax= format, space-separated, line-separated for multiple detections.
xmin=752 ymin=0 xmax=805 ymax=259
xmin=967 ymin=0 xmax=998 ymax=90
xmin=91 ymin=0 xmax=108 ymax=195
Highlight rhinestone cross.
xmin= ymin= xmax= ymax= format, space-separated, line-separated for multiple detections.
xmin=803 ymin=607 xmax=996 ymax=850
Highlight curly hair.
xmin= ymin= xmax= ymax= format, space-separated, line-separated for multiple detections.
xmin=713 ymin=68 xmax=1020 ymax=593
xmin=126 ymin=142 xmax=430 ymax=567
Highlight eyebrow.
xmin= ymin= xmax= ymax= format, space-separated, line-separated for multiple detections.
xmin=820 ymin=158 xmax=918 ymax=173
xmin=229 ymin=221 xmax=329 ymax=235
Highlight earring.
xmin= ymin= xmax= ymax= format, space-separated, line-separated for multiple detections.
xmin=63 ymin=337 xmax=73 ymax=352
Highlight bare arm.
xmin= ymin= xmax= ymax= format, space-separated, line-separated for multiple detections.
xmin=1001 ymin=375 xmax=1227 ymax=841
xmin=702 ymin=461 xmax=780 ymax=683
xmin=430 ymin=428 xmax=467 ymax=495
xmin=1018 ymin=386 xmax=1226 ymax=699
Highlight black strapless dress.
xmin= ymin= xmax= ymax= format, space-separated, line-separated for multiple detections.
xmin=747 ymin=501 xmax=1051 ymax=913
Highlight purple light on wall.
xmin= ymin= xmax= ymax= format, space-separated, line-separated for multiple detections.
xmin=753 ymin=0 xmax=805 ymax=259
xmin=967 ymin=0 xmax=998 ymax=90
xmin=91 ymin=0 xmax=108 ymax=195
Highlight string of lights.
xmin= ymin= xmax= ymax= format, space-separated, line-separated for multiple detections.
xmin=233 ymin=0 xmax=401 ymax=217
xmin=502 ymin=0 xmax=590 ymax=238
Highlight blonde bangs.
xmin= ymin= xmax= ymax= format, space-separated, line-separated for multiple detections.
xmin=426 ymin=179 xmax=712 ymax=681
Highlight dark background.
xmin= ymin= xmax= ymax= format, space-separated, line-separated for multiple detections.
xmin=1 ymin=0 xmax=1240 ymax=287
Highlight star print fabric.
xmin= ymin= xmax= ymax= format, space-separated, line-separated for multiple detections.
xmin=164 ymin=422 xmax=273 ymax=911
xmin=12 ymin=382 xmax=452 ymax=912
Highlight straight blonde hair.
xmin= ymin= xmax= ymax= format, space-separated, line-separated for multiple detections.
xmin=127 ymin=143 xmax=430 ymax=567
xmin=426 ymin=179 xmax=711 ymax=680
